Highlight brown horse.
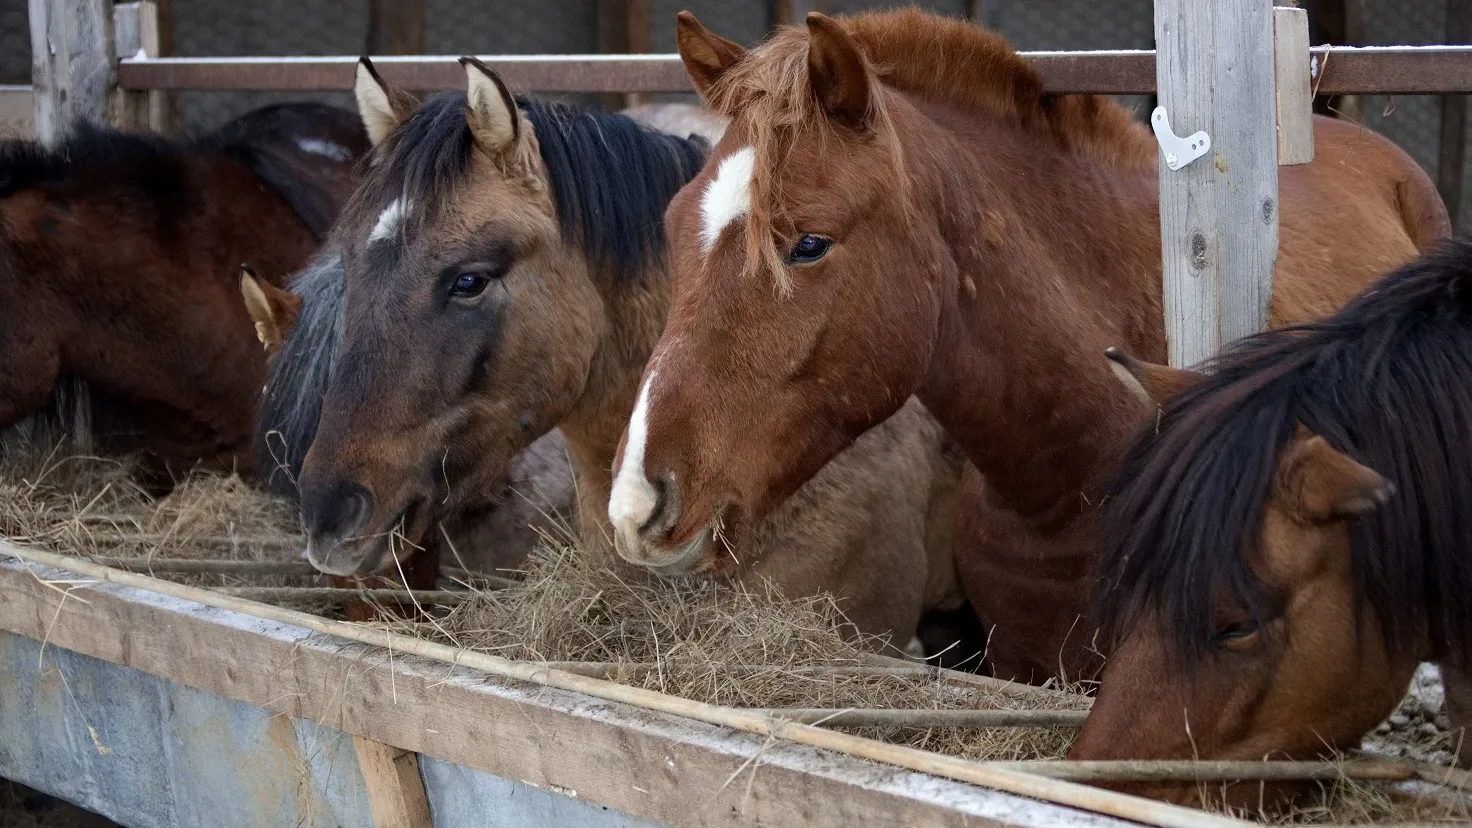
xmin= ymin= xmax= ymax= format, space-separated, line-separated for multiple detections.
xmin=1073 ymin=239 xmax=1472 ymax=807
xmin=610 ymin=9 xmax=1449 ymax=681
xmin=284 ymin=58 xmax=963 ymax=646
xmin=0 ymin=104 xmax=367 ymax=479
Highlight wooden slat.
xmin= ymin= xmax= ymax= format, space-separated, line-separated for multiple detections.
xmin=112 ymin=47 xmax=1472 ymax=95
xmin=1155 ymin=0 xmax=1279 ymax=367
xmin=29 ymin=0 xmax=115 ymax=145
xmin=112 ymin=1 xmax=169 ymax=132
xmin=1273 ymin=7 xmax=1314 ymax=166
xmin=1439 ymin=0 xmax=1471 ymax=226
xmin=366 ymin=0 xmax=426 ymax=56
xmin=0 ymin=553 xmax=1152 ymax=828
xmin=354 ymin=736 xmax=434 ymax=828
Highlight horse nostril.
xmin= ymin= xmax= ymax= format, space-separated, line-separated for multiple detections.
xmin=305 ymin=481 xmax=373 ymax=538
xmin=643 ymin=473 xmax=681 ymax=538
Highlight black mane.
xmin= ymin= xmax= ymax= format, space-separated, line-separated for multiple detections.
xmin=1097 ymin=237 xmax=1472 ymax=664
xmin=354 ymin=91 xmax=706 ymax=281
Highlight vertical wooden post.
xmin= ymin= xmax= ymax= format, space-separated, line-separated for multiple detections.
xmin=597 ymin=0 xmax=652 ymax=109
xmin=29 ymin=0 xmax=116 ymax=146
xmin=1273 ymin=6 xmax=1314 ymax=166
xmin=967 ymin=0 xmax=1002 ymax=26
xmin=353 ymin=737 xmax=434 ymax=828
xmin=113 ymin=1 xmax=169 ymax=132
xmin=368 ymin=0 xmax=428 ymax=56
xmin=1155 ymin=0 xmax=1280 ymax=368
xmin=1439 ymin=0 xmax=1470 ymax=226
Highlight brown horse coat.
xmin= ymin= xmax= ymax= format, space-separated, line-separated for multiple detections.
xmin=617 ymin=10 xmax=1449 ymax=682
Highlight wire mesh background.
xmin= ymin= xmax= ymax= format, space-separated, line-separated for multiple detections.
xmin=0 ymin=0 xmax=1468 ymax=222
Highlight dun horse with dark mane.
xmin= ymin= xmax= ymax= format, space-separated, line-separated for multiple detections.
xmin=1073 ymin=239 xmax=1472 ymax=805
xmin=611 ymin=9 xmax=1449 ymax=681
xmin=268 ymin=58 xmax=965 ymax=646
xmin=0 ymin=104 xmax=367 ymax=478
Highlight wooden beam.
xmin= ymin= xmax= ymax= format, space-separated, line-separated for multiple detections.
xmin=354 ymin=737 xmax=434 ymax=828
xmin=112 ymin=1 xmax=169 ymax=132
xmin=29 ymin=0 xmax=115 ymax=145
xmin=968 ymin=0 xmax=1002 ymax=26
xmin=1154 ymin=0 xmax=1280 ymax=367
xmin=596 ymin=0 xmax=651 ymax=108
xmin=1273 ymin=6 xmax=1314 ymax=165
xmin=367 ymin=0 xmax=427 ymax=56
xmin=1440 ymin=0 xmax=1471 ymax=226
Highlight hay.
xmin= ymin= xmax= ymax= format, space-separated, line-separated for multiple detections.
xmin=2 ymin=446 xmax=1469 ymax=823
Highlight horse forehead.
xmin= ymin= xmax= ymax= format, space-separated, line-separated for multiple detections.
xmin=699 ymin=145 xmax=755 ymax=256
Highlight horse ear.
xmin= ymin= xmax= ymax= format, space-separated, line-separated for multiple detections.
xmin=1105 ymin=348 xmax=1202 ymax=406
xmin=676 ymin=12 xmax=746 ymax=100
xmin=355 ymin=57 xmax=406 ymax=147
xmin=806 ymin=13 xmax=872 ymax=131
xmin=461 ymin=57 xmax=521 ymax=159
xmin=238 ymin=265 xmax=301 ymax=355
xmin=1278 ymin=429 xmax=1394 ymax=522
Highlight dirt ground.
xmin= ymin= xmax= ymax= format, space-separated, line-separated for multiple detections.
xmin=0 ymin=779 xmax=117 ymax=828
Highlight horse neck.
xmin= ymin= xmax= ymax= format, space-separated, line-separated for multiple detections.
xmin=910 ymin=105 xmax=1167 ymax=516
xmin=554 ymin=259 xmax=671 ymax=539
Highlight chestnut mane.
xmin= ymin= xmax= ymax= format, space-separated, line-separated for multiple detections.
xmin=701 ymin=8 xmax=1151 ymax=284
xmin=1097 ymin=237 xmax=1472 ymax=664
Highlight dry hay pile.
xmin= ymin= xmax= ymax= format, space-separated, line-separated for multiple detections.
xmin=1 ymin=447 xmax=1468 ymax=823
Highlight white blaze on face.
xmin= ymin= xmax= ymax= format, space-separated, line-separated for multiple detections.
xmin=609 ymin=370 xmax=661 ymax=545
xmin=368 ymin=197 xmax=410 ymax=245
xmin=699 ymin=146 xmax=756 ymax=256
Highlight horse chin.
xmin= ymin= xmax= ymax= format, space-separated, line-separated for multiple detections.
xmin=620 ymin=528 xmax=715 ymax=576
xmin=305 ymin=533 xmax=393 ymax=577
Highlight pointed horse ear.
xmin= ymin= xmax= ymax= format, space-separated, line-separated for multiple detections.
xmin=806 ymin=13 xmax=872 ymax=131
xmin=238 ymin=265 xmax=302 ymax=355
xmin=676 ymin=11 xmax=746 ymax=100
xmin=461 ymin=57 xmax=521 ymax=160
xmin=355 ymin=57 xmax=409 ymax=147
xmin=1278 ymin=428 xmax=1395 ymax=523
xmin=1105 ymin=348 xmax=1203 ymax=407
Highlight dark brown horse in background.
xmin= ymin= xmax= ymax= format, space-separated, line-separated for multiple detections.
xmin=610 ymin=9 xmax=1448 ymax=682
xmin=0 ymin=104 xmax=367 ymax=480
xmin=1073 ymin=240 xmax=1472 ymax=807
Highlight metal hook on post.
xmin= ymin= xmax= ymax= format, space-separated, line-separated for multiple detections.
xmin=1151 ymin=106 xmax=1211 ymax=171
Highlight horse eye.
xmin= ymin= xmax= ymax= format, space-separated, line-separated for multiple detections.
xmin=1216 ymin=619 xmax=1261 ymax=648
xmin=786 ymin=234 xmax=832 ymax=265
xmin=450 ymin=272 xmax=492 ymax=299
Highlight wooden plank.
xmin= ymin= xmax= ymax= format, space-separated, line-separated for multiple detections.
xmin=112 ymin=1 xmax=169 ymax=132
xmin=1440 ymin=0 xmax=1471 ymax=226
xmin=367 ymin=0 xmax=427 ymax=56
xmin=0 ymin=557 xmax=1146 ymax=828
xmin=1273 ymin=7 xmax=1313 ymax=165
xmin=0 ymin=85 xmax=34 ymax=139
xmin=29 ymin=0 xmax=115 ymax=145
xmin=111 ymin=47 xmax=1472 ymax=96
xmin=596 ymin=0 xmax=653 ymax=109
xmin=1154 ymin=0 xmax=1280 ymax=367
xmin=354 ymin=736 xmax=434 ymax=828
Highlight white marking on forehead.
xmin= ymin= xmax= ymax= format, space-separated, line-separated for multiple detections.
xmin=608 ymin=370 xmax=660 ymax=536
xmin=295 ymin=137 xmax=351 ymax=162
xmin=367 ymin=197 xmax=411 ymax=245
xmin=700 ymin=146 xmax=756 ymax=255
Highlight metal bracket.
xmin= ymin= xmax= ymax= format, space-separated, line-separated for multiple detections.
xmin=1150 ymin=106 xmax=1211 ymax=171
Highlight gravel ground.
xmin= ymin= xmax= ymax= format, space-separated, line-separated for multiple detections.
xmin=1363 ymin=663 xmax=1461 ymax=766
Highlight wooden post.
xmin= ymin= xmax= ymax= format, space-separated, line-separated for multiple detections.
xmin=367 ymin=0 xmax=427 ymax=56
xmin=596 ymin=0 xmax=652 ymax=109
xmin=1439 ymin=0 xmax=1470 ymax=226
xmin=113 ymin=1 xmax=169 ymax=132
xmin=1273 ymin=6 xmax=1314 ymax=165
xmin=967 ymin=0 xmax=1002 ymax=26
xmin=1154 ymin=0 xmax=1280 ymax=368
xmin=29 ymin=0 xmax=115 ymax=146
xmin=353 ymin=737 xmax=435 ymax=828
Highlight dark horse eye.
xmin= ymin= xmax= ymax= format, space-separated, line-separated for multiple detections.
xmin=450 ymin=271 xmax=492 ymax=299
xmin=786 ymin=234 xmax=832 ymax=265
xmin=1216 ymin=619 xmax=1261 ymax=647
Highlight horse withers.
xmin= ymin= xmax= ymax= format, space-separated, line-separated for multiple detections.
xmin=0 ymin=104 xmax=367 ymax=479
xmin=610 ymin=9 xmax=1448 ymax=682
xmin=276 ymin=57 xmax=967 ymax=650
xmin=1074 ymin=240 xmax=1472 ymax=807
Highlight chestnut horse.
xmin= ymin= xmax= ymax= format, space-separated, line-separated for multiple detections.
xmin=612 ymin=9 xmax=1449 ymax=681
xmin=0 ymin=104 xmax=367 ymax=479
xmin=281 ymin=58 xmax=964 ymax=646
xmin=1073 ymin=239 xmax=1472 ymax=806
